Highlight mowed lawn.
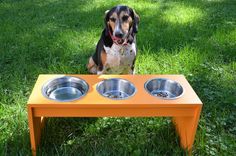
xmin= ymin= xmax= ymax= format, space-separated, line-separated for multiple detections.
xmin=0 ymin=0 xmax=236 ymax=155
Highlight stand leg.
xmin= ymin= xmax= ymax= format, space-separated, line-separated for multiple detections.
xmin=28 ymin=107 xmax=45 ymax=156
xmin=172 ymin=106 xmax=202 ymax=154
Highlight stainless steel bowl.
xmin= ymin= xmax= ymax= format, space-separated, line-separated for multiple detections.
xmin=42 ymin=76 xmax=89 ymax=102
xmin=144 ymin=78 xmax=184 ymax=100
xmin=96 ymin=78 xmax=136 ymax=100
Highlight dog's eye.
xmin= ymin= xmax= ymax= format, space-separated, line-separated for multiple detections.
xmin=110 ymin=17 xmax=116 ymax=22
xmin=122 ymin=15 xmax=129 ymax=21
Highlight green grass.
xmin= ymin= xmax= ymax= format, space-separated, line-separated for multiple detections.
xmin=0 ymin=0 xmax=236 ymax=155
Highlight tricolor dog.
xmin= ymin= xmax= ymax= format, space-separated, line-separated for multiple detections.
xmin=87 ymin=5 xmax=140 ymax=74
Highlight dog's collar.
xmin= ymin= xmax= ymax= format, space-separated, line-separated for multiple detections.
xmin=108 ymin=26 xmax=130 ymax=46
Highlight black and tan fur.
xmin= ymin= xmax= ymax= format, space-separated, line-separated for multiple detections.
xmin=87 ymin=5 xmax=140 ymax=74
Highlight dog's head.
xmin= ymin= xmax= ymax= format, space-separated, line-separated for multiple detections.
xmin=104 ymin=5 xmax=140 ymax=44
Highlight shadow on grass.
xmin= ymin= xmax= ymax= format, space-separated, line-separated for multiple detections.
xmin=39 ymin=117 xmax=186 ymax=155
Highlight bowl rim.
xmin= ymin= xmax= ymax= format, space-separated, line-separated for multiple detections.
xmin=144 ymin=78 xmax=185 ymax=100
xmin=41 ymin=76 xmax=89 ymax=102
xmin=96 ymin=78 xmax=137 ymax=100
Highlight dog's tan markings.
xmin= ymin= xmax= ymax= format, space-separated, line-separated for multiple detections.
xmin=128 ymin=16 xmax=133 ymax=30
xmin=120 ymin=11 xmax=132 ymax=33
xmin=119 ymin=11 xmax=128 ymax=17
xmin=101 ymin=49 xmax=107 ymax=66
xmin=128 ymin=16 xmax=132 ymax=23
xmin=121 ymin=22 xmax=130 ymax=33
xmin=96 ymin=50 xmax=109 ymax=75
xmin=87 ymin=57 xmax=97 ymax=74
xmin=108 ymin=12 xmax=117 ymax=32
xmin=108 ymin=21 xmax=115 ymax=32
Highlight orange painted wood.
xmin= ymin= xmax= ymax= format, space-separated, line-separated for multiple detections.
xmin=28 ymin=75 xmax=202 ymax=105
xmin=32 ymin=107 xmax=196 ymax=117
xmin=27 ymin=74 xmax=203 ymax=156
xmin=28 ymin=107 xmax=44 ymax=156
xmin=172 ymin=105 xmax=202 ymax=152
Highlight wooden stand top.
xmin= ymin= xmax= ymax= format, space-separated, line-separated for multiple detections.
xmin=27 ymin=74 xmax=202 ymax=107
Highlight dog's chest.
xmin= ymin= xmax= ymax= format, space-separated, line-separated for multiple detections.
xmin=103 ymin=43 xmax=136 ymax=74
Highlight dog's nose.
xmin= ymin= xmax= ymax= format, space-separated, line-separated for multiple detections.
xmin=114 ymin=31 xmax=123 ymax=38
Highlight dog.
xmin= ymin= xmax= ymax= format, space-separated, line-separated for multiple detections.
xmin=87 ymin=5 xmax=140 ymax=74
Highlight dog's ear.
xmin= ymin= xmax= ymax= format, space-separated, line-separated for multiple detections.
xmin=104 ymin=10 xmax=110 ymax=36
xmin=130 ymin=8 xmax=140 ymax=33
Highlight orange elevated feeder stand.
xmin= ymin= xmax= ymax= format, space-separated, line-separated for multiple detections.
xmin=27 ymin=75 xmax=202 ymax=155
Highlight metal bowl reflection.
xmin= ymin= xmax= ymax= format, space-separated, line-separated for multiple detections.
xmin=96 ymin=78 xmax=136 ymax=100
xmin=144 ymin=78 xmax=184 ymax=100
xmin=42 ymin=76 xmax=89 ymax=102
